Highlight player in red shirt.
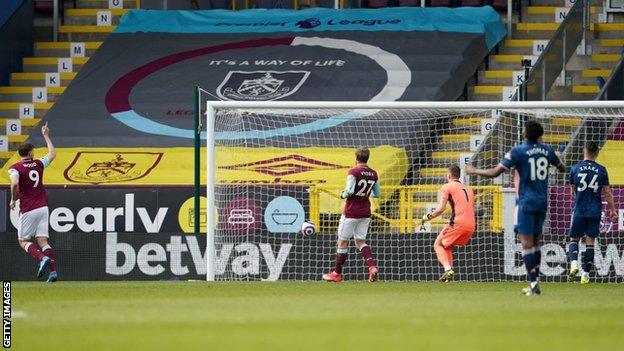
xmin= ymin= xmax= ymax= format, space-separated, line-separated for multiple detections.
xmin=421 ymin=165 xmax=476 ymax=282
xmin=323 ymin=147 xmax=380 ymax=283
xmin=8 ymin=122 xmax=58 ymax=282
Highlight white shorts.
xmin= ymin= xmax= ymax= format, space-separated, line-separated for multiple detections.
xmin=18 ymin=206 xmax=49 ymax=240
xmin=337 ymin=215 xmax=371 ymax=241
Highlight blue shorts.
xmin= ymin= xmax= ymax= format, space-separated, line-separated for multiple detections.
xmin=568 ymin=216 xmax=601 ymax=238
xmin=515 ymin=206 xmax=546 ymax=236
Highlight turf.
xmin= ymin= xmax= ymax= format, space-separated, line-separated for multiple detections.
xmin=10 ymin=281 xmax=624 ymax=351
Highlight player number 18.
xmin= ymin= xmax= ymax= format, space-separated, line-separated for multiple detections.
xmin=528 ymin=156 xmax=548 ymax=181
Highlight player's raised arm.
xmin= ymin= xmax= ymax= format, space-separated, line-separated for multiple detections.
xmin=41 ymin=122 xmax=56 ymax=165
xmin=550 ymin=148 xmax=566 ymax=172
xmin=8 ymin=168 xmax=19 ymax=210
xmin=465 ymin=164 xmax=507 ymax=178
xmin=340 ymin=174 xmax=356 ymax=199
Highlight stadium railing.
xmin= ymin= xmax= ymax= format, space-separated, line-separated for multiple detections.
xmin=597 ymin=54 xmax=624 ymax=100
xmin=516 ymin=0 xmax=590 ymax=101
xmin=308 ymin=185 xmax=504 ymax=234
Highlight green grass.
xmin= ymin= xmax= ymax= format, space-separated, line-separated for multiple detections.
xmin=11 ymin=282 xmax=624 ymax=351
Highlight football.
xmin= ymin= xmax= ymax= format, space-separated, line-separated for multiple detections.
xmin=301 ymin=221 xmax=316 ymax=237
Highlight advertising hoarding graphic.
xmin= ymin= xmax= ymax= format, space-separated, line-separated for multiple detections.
xmin=1 ymin=231 xmax=622 ymax=282
xmin=264 ymin=196 xmax=305 ymax=233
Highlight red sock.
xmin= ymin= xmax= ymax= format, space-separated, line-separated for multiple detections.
xmin=435 ymin=244 xmax=453 ymax=271
xmin=334 ymin=252 xmax=347 ymax=274
xmin=25 ymin=243 xmax=44 ymax=261
xmin=359 ymin=245 xmax=377 ymax=268
xmin=41 ymin=245 xmax=57 ymax=273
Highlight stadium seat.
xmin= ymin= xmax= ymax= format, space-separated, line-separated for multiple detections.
xmin=460 ymin=0 xmax=483 ymax=6
xmin=399 ymin=0 xmax=420 ymax=6
xmin=34 ymin=0 xmax=54 ymax=14
xmin=427 ymin=0 xmax=452 ymax=7
xmin=366 ymin=0 xmax=389 ymax=8
xmin=490 ymin=0 xmax=507 ymax=11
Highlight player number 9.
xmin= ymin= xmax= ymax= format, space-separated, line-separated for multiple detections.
xmin=29 ymin=170 xmax=40 ymax=187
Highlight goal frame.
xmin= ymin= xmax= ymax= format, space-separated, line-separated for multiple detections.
xmin=204 ymin=100 xmax=624 ymax=281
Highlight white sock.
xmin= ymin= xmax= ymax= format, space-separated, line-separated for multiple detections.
xmin=530 ymin=281 xmax=539 ymax=289
xmin=571 ymin=260 xmax=578 ymax=266
xmin=443 ymin=265 xmax=452 ymax=271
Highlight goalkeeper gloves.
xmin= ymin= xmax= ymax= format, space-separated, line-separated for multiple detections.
xmin=421 ymin=213 xmax=433 ymax=225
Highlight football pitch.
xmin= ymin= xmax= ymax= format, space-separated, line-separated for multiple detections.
xmin=11 ymin=281 xmax=624 ymax=351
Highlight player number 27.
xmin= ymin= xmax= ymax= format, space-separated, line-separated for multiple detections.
xmin=29 ymin=170 xmax=40 ymax=187
xmin=355 ymin=179 xmax=376 ymax=196
xmin=528 ymin=157 xmax=548 ymax=181
xmin=577 ymin=173 xmax=599 ymax=192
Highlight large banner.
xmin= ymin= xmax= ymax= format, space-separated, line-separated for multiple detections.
xmin=17 ymin=7 xmax=505 ymax=158
xmin=1 ymin=231 xmax=622 ymax=282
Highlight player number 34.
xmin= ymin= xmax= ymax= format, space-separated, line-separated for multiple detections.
xmin=577 ymin=173 xmax=599 ymax=192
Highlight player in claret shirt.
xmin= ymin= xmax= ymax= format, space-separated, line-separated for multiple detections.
xmin=8 ymin=122 xmax=58 ymax=282
xmin=567 ymin=141 xmax=617 ymax=284
xmin=323 ymin=147 xmax=380 ymax=283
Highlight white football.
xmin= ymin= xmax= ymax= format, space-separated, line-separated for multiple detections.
xmin=301 ymin=221 xmax=316 ymax=237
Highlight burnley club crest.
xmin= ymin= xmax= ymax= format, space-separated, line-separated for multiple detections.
xmin=217 ymin=71 xmax=310 ymax=101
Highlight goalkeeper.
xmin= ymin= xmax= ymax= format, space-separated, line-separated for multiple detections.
xmin=421 ymin=165 xmax=476 ymax=282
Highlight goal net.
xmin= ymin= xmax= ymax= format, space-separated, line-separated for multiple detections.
xmin=204 ymin=101 xmax=624 ymax=282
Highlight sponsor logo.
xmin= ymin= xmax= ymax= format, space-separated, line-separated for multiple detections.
xmin=216 ymin=71 xmax=310 ymax=101
xmin=178 ymin=196 xmax=208 ymax=234
xmin=219 ymin=154 xmax=345 ymax=178
xmin=213 ymin=17 xmax=400 ymax=29
xmin=295 ymin=18 xmax=321 ymax=29
xmin=106 ymin=233 xmax=291 ymax=281
xmin=326 ymin=18 xmax=401 ymax=26
xmin=221 ymin=197 xmax=261 ymax=233
xmin=64 ymin=152 xmax=163 ymax=184
xmin=10 ymin=194 xmax=169 ymax=233
xmin=264 ymin=196 xmax=305 ymax=233
xmin=504 ymin=230 xmax=624 ymax=277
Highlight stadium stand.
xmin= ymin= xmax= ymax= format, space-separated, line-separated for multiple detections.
xmin=0 ymin=0 xmax=622 ymax=171
xmin=472 ymin=0 xmax=624 ymax=101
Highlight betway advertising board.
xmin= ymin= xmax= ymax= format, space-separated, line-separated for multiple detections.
xmin=1 ymin=187 xmax=623 ymax=281
xmin=1 ymin=187 xmax=309 ymax=234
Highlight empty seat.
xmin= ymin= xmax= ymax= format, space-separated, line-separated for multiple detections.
xmin=491 ymin=0 xmax=507 ymax=10
xmin=34 ymin=0 xmax=54 ymax=14
xmin=460 ymin=0 xmax=483 ymax=6
xmin=366 ymin=0 xmax=389 ymax=8
xmin=428 ymin=0 xmax=452 ymax=7
xmin=399 ymin=0 xmax=420 ymax=6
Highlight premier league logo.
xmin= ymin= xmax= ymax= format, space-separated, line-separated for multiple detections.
xmin=295 ymin=18 xmax=321 ymax=29
xmin=216 ymin=71 xmax=310 ymax=101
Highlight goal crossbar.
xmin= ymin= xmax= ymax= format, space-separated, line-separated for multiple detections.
xmin=206 ymin=100 xmax=624 ymax=111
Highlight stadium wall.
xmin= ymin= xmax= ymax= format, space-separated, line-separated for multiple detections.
xmin=1 ymin=186 xmax=623 ymax=282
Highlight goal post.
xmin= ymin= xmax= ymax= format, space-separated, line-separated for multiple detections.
xmin=204 ymin=100 xmax=624 ymax=282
